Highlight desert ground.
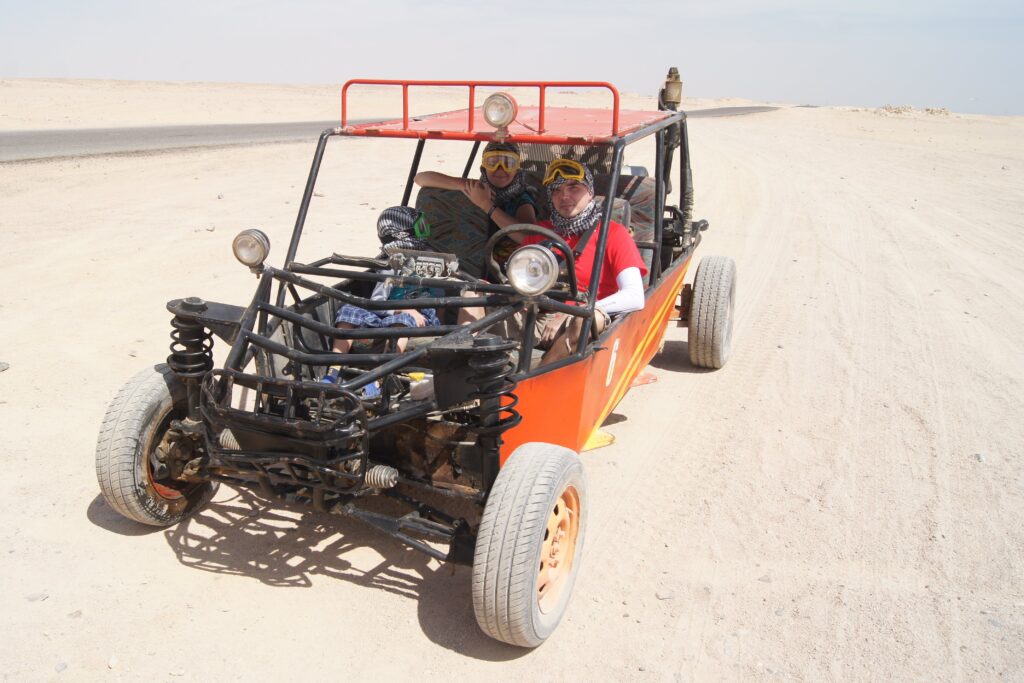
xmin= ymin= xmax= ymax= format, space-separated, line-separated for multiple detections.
xmin=0 ymin=79 xmax=1022 ymax=681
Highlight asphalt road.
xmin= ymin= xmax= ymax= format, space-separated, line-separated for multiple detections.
xmin=0 ymin=120 xmax=357 ymax=163
xmin=0 ymin=107 xmax=777 ymax=163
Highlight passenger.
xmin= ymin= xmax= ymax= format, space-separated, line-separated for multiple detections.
xmin=321 ymin=209 xmax=443 ymax=388
xmin=321 ymin=275 xmax=442 ymax=389
xmin=331 ymin=276 xmax=441 ymax=354
xmin=413 ymin=140 xmax=539 ymax=324
xmin=528 ymin=158 xmax=647 ymax=366
xmin=415 ymin=140 xmax=537 ymax=264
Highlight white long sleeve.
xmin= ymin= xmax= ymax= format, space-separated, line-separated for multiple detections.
xmin=595 ymin=267 xmax=644 ymax=316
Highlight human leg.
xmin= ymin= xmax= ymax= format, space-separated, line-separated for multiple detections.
xmin=456 ymin=290 xmax=485 ymax=325
xmin=538 ymin=311 xmax=607 ymax=367
xmin=330 ymin=322 xmax=357 ymax=354
xmin=392 ymin=308 xmax=427 ymax=352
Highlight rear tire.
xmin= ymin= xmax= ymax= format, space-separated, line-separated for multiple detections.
xmin=95 ymin=364 xmax=217 ymax=526
xmin=688 ymin=256 xmax=736 ymax=369
xmin=472 ymin=443 xmax=587 ymax=647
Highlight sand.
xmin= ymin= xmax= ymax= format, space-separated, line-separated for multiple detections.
xmin=0 ymin=79 xmax=1022 ymax=680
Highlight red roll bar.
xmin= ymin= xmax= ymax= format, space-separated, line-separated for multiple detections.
xmin=341 ymin=79 xmax=622 ymax=138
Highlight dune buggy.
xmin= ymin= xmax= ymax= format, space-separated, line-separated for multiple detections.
xmin=95 ymin=69 xmax=736 ymax=647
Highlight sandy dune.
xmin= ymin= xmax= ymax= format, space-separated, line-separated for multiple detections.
xmin=0 ymin=80 xmax=1021 ymax=680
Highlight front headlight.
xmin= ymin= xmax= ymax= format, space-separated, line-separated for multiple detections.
xmin=232 ymin=229 xmax=270 ymax=271
xmin=506 ymin=245 xmax=559 ymax=296
xmin=483 ymin=92 xmax=518 ymax=128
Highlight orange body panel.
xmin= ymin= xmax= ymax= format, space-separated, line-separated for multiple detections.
xmin=500 ymin=254 xmax=693 ymax=462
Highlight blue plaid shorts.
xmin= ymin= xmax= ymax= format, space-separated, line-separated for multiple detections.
xmin=335 ymin=304 xmax=441 ymax=329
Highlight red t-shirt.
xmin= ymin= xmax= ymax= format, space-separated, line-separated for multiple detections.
xmin=526 ymin=220 xmax=647 ymax=300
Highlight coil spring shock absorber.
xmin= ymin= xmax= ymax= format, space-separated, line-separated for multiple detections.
xmin=167 ymin=297 xmax=214 ymax=421
xmin=467 ymin=335 xmax=521 ymax=488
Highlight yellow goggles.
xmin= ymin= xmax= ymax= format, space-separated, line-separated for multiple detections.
xmin=542 ymin=158 xmax=586 ymax=186
xmin=481 ymin=150 xmax=522 ymax=173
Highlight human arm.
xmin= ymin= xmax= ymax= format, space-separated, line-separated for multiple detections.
xmin=485 ymin=200 xmax=536 ymax=233
xmin=592 ymin=223 xmax=647 ymax=316
xmin=539 ymin=311 xmax=570 ymax=345
xmin=511 ymin=202 xmax=537 ymax=226
xmin=464 ymin=181 xmax=536 ymax=232
xmin=540 ymin=266 xmax=643 ymax=344
xmin=595 ymin=267 xmax=644 ymax=315
xmin=414 ymin=171 xmax=472 ymax=191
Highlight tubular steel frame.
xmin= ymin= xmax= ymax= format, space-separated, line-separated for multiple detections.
xmin=282 ymin=108 xmax=689 ymax=351
xmin=180 ymin=90 xmax=693 ymax=564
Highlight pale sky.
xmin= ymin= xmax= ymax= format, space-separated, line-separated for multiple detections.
xmin=1 ymin=0 xmax=1021 ymax=114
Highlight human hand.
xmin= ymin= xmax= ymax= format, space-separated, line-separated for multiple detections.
xmin=539 ymin=312 xmax=568 ymax=345
xmin=398 ymin=309 xmax=427 ymax=327
xmin=463 ymin=179 xmax=495 ymax=211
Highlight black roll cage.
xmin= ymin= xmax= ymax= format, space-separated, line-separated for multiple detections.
xmin=245 ymin=109 xmax=696 ymax=382
xmin=161 ymin=103 xmax=694 ymax=566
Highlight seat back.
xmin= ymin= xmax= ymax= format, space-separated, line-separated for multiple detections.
xmin=592 ymin=174 xmax=656 ymax=241
xmin=414 ymin=188 xmax=492 ymax=277
xmin=594 ymin=174 xmax=658 ymax=286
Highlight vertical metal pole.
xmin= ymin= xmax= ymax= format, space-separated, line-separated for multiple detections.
xmin=401 ymin=139 xmax=426 ymax=207
xmin=680 ymin=115 xmax=693 ymax=223
xmin=462 ymin=141 xmax=481 ymax=179
xmin=341 ymin=83 xmax=349 ymax=127
xmin=226 ymin=272 xmax=275 ymax=371
xmin=539 ymin=85 xmax=546 ymax=133
xmin=283 ymin=130 xmax=332 ymax=270
xmin=402 ymin=84 xmax=409 ymax=130
xmin=653 ymin=129 xmax=666 ymax=282
xmin=576 ymin=142 xmax=625 ymax=353
xmin=610 ymin=89 xmax=620 ymax=135
xmin=518 ymin=305 xmax=538 ymax=373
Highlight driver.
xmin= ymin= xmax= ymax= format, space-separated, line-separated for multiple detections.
xmin=527 ymin=158 xmax=647 ymax=365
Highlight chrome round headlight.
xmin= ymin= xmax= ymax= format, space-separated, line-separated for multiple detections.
xmin=232 ymin=228 xmax=270 ymax=269
xmin=483 ymin=92 xmax=518 ymax=128
xmin=506 ymin=245 xmax=559 ymax=296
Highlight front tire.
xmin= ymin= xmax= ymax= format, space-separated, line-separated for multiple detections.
xmin=688 ymin=256 xmax=737 ymax=369
xmin=95 ymin=364 xmax=217 ymax=526
xmin=472 ymin=443 xmax=587 ymax=647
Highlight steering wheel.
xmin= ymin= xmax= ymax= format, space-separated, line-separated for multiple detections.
xmin=483 ymin=224 xmax=579 ymax=297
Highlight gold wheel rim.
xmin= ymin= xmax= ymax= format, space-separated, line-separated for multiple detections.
xmin=537 ymin=485 xmax=581 ymax=614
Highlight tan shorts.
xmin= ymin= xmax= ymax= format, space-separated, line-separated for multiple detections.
xmin=491 ymin=307 xmax=607 ymax=349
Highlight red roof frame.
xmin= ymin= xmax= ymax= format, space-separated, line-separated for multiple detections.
xmin=339 ymin=79 xmax=672 ymax=145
